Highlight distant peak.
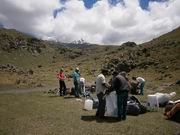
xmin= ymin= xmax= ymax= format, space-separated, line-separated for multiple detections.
xmin=71 ymin=38 xmax=88 ymax=45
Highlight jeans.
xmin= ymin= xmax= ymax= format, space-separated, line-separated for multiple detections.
xmin=59 ymin=80 xmax=66 ymax=96
xmin=117 ymin=91 xmax=128 ymax=120
xmin=74 ymin=81 xmax=80 ymax=97
xmin=96 ymin=92 xmax=106 ymax=118
xmin=140 ymin=82 xmax=145 ymax=95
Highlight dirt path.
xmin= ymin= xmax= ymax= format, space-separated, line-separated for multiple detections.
xmin=0 ymin=85 xmax=57 ymax=94
xmin=0 ymin=82 xmax=173 ymax=95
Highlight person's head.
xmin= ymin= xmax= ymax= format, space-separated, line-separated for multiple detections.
xmin=75 ymin=67 xmax=79 ymax=72
xmin=60 ymin=68 xmax=64 ymax=72
xmin=101 ymin=69 xmax=108 ymax=76
xmin=119 ymin=71 xmax=128 ymax=80
xmin=112 ymin=71 xmax=119 ymax=77
xmin=132 ymin=76 xmax=137 ymax=80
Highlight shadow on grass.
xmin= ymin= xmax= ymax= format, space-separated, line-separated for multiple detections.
xmin=81 ymin=115 xmax=120 ymax=123
xmin=63 ymin=96 xmax=76 ymax=99
xmin=171 ymin=120 xmax=180 ymax=124
xmin=47 ymin=95 xmax=79 ymax=99
xmin=81 ymin=115 xmax=96 ymax=122
xmin=48 ymin=95 xmax=60 ymax=98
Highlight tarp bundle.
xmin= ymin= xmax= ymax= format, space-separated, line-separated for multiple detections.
xmin=105 ymin=91 xmax=118 ymax=117
xmin=127 ymin=96 xmax=147 ymax=115
xmin=155 ymin=92 xmax=176 ymax=107
xmin=104 ymin=92 xmax=147 ymax=117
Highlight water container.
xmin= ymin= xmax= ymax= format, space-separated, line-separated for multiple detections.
xmin=147 ymin=95 xmax=159 ymax=111
xmin=84 ymin=99 xmax=93 ymax=110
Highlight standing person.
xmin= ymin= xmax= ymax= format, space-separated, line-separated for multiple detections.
xmin=95 ymin=69 xmax=110 ymax=119
xmin=72 ymin=67 xmax=81 ymax=98
xmin=108 ymin=71 xmax=119 ymax=93
xmin=113 ymin=71 xmax=130 ymax=121
xmin=132 ymin=76 xmax=145 ymax=95
xmin=57 ymin=68 xmax=66 ymax=96
xmin=79 ymin=77 xmax=85 ymax=95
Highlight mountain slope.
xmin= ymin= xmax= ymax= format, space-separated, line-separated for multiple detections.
xmin=0 ymin=27 xmax=179 ymax=88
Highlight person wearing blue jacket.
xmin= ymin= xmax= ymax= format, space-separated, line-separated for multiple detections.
xmin=72 ymin=67 xmax=81 ymax=98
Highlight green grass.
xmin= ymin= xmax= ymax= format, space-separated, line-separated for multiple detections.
xmin=0 ymin=86 xmax=179 ymax=135
xmin=0 ymin=25 xmax=180 ymax=135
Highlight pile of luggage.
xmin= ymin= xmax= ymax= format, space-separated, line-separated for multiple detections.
xmin=127 ymin=96 xmax=147 ymax=116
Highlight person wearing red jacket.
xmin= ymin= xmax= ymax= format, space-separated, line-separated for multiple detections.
xmin=57 ymin=68 xmax=66 ymax=96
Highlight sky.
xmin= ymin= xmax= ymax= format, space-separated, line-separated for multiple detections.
xmin=0 ymin=0 xmax=179 ymax=45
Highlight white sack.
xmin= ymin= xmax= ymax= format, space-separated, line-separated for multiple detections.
xmin=105 ymin=91 xmax=118 ymax=117
xmin=154 ymin=92 xmax=176 ymax=105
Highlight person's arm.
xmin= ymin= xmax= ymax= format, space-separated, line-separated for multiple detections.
xmin=127 ymin=81 xmax=132 ymax=90
xmin=102 ymin=82 xmax=110 ymax=88
xmin=136 ymin=78 xmax=140 ymax=87
xmin=100 ymin=76 xmax=110 ymax=88
xmin=137 ymin=81 xmax=141 ymax=88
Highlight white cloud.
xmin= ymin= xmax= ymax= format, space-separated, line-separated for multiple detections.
xmin=0 ymin=0 xmax=179 ymax=45
xmin=0 ymin=0 xmax=59 ymax=35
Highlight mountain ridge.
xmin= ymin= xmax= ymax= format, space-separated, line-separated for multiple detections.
xmin=0 ymin=27 xmax=179 ymax=88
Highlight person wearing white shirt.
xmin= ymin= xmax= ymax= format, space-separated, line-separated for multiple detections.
xmin=95 ymin=69 xmax=110 ymax=118
xmin=132 ymin=77 xmax=145 ymax=95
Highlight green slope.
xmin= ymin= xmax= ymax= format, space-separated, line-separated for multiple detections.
xmin=0 ymin=27 xmax=179 ymax=88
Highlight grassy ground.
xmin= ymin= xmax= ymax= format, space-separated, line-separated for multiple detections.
xmin=0 ymin=27 xmax=179 ymax=135
xmin=0 ymin=85 xmax=179 ymax=135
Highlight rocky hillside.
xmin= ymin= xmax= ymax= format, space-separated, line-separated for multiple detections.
xmin=101 ymin=28 xmax=180 ymax=75
xmin=0 ymin=27 xmax=179 ymax=88
xmin=0 ymin=28 xmax=45 ymax=53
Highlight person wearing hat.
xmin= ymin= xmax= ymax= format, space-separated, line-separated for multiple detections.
xmin=113 ymin=71 xmax=130 ymax=121
xmin=72 ymin=67 xmax=81 ymax=98
xmin=57 ymin=68 xmax=67 ymax=96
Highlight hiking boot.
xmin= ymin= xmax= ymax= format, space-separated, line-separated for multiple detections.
xmin=122 ymin=117 xmax=126 ymax=120
xmin=117 ymin=117 xmax=122 ymax=121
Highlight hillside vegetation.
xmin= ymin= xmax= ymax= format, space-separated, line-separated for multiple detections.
xmin=0 ymin=27 xmax=180 ymax=89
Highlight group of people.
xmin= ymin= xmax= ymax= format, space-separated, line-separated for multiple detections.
xmin=57 ymin=67 xmax=85 ymax=97
xmin=57 ymin=67 xmax=145 ymax=121
xmin=95 ymin=69 xmax=145 ymax=121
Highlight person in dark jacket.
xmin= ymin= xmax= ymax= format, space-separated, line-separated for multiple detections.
xmin=113 ymin=71 xmax=130 ymax=121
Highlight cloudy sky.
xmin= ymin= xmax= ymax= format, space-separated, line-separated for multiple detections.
xmin=0 ymin=0 xmax=180 ymax=45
